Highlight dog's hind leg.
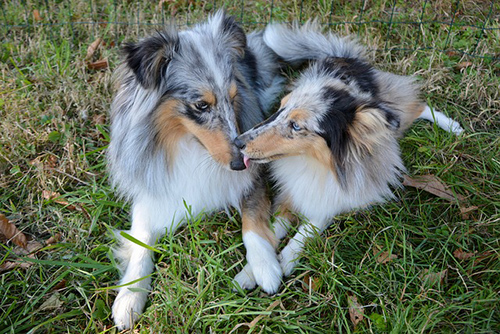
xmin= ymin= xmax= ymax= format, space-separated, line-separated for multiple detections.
xmin=112 ymin=196 xmax=179 ymax=330
xmin=278 ymin=218 xmax=331 ymax=277
xmin=234 ymin=178 xmax=282 ymax=294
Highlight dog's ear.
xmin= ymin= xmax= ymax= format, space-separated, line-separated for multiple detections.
xmin=347 ymin=106 xmax=397 ymax=158
xmin=123 ymin=28 xmax=179 ymax=89
xmin=211 ymin=11 xmax=246 ymax=57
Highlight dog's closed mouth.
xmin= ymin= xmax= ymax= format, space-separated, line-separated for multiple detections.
xmin=243 ymin=154 xmax=284 ymax=166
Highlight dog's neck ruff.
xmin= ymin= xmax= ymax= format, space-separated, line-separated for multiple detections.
xmin=271 ymin=153 xmax=402 ymax=222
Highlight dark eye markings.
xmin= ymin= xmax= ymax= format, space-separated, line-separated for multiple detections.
xmin=194 ymin=101 xmax=210 ymax=112
xmin=290 ymin=121 xmax=302 ymax=131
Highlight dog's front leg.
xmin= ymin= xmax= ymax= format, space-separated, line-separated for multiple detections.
xmin=112 ymin=196 xmax=179 ymax=330
xmin=234 ymin=178 xmax=282 ymax=294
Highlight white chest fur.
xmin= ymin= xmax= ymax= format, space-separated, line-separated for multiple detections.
xmin=271 ymin=155 xmax=391 ymax=222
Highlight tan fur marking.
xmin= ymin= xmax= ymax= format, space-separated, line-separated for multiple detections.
xmin=242 ymin=192 xmax=276 ymax=247
xmin=289 ymin=109 xmax=311 ymax=122
xmin=274 ymin=199 xmax=298 ymax=226
xmin=348 ymin=107 xmax=391 ymax=158
xmin=308 ymin=136 xmax=335 ymax=171
xmin=400 ymin=102 xmax=427 ymax=132
xmin=229 ymin=83 xmax=238 ymax=100
xmin=154 ymin=100 xmax=187 ymax=163
xmin=280 ymin=93 xmax=291 ymax=108
xmin=202 ymin=90 xmax=217 ymax=106
xmin=182 ymin=119 xmax=232 ymax=166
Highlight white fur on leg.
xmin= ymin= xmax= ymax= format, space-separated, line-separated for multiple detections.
xmin=233 ymin=263 xmax=256 ymax=290
xmin=242 ymin=231 xmax=282 ymax=294
xmin=112 ymin=233 xmax=154 ymax=330
xmin=419 ymin=106 xmax=463 ymax=134
xmin=233 ymin=218 xmax=291 ymax=291
xmin=279 ymin=233 xmax=305 ymax=277
xmin=279 ymin=219 xmax=330 ymax=277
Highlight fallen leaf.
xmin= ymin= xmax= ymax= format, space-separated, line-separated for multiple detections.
xmin=455 ymin=61 xmax=473 ymax=70
xmin=92 ymin=113 xmax=106 ymax=125
xmin=13 ymin=240 xmax=44 ymax=256
xmin=42 ymin=190 xmax=77 ymax=210
xmin=348 ymin=294 xmax=364 ymax=327
xmin=302 ymin=274 xmax=321 ymax=292
xmin=87 ymin=58 xmax=108 ymax=70
xmin=403 ymin=175 xmax=465 ymax=202
xmin=472 ymin=251 xmax=493 ymax=267
xmin=453 ymin=248 xmax=476 ymax=260
xmin=46 ymin=233 xmax=62 ymax=245
xmin=33 ymin=9 xmax=42 ymax=22
xmin=0 ymin=214 xmax=27 ymax=248
xmin=376 ymin=251 xmax=398 ymax=264
xmin=460 ymin=205 xmax=479 ymax=220
xmin=86 ymin=37 xmax=103 ymax=60
xmin=38 ymin=292 xmax=63 ymax=312
xmin=0 ymin=261 xmax=32 ymax=273
xmin=51 ymin=279 xmax=67 ymax=292
xmin=420 ymin=269 xmax=447 ymax=286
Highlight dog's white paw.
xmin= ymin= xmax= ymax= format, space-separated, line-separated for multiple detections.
xmin=112 ymin=289 xmax=147 ymax=330
xmin=279 ymin=244 xmax=299 ymax=277
xmin=448 ymin=119 xmax=464 ymax=135
xmin=243 ymin=231 xmax=282 ymax=294
xmin=233 ymin=263 xmax=256 ymax=291
xmin=251 ymin=255 xmax=282 ymax=294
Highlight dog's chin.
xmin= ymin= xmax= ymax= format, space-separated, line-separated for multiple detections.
xmin=242 ymin=153 xmax=285 ymax=166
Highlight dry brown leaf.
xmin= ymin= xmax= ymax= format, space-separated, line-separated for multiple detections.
xmin=302 ymin=274 xmax=321 ymax=292
xmin=376 ymin=251 xmax=398 ymax=264
xmin=403 ymin=175 xmax=465 ymax=202
xmin=420 ymin=269 xmax=447 ymax=286
xmin=46 ymin=233 xmax=62 ymax=245
xmin=455 ymin=61 xmax=473 ymax=70
xmin=33 ymin=10 xmax=42 ymax=22
xmin=13 ymin=240 xmax=44 ymax=256
xmin=453 ymin=248 xmax=476 ymax=260
xmin=0 ymin=214 xmax=27 ymax=248
xmin=86 ymin=37 xmax=103 ymax=60
xmin=460 ymin=205 xmax=479 ymax=220
xmin=87 ymin=58 xmax=108 ymax=70
xmin=473 ymin=251 xmax=493 ymax=267
xmin=51 ymin=279 xmax=67 ymax=292
xmin=348 ymin=294 xmax=364 ymax=327
xmin=42 ymin=190 xmax=77 ymax=210
xmin=0 ymin=261 xmax=32 ymax=273
xmin=92 ymin=113 xmax=106 ymax=125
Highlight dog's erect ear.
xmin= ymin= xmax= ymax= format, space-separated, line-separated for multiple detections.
xmin=211 ymin=11 xmax=246 ymax=57
xmin=123 ymin=28 xmax=179 ymax=89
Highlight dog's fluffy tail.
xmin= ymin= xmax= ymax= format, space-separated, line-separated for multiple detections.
xmin=419 ymin=106 xmax=464 ymax=135
xmin=263 ymin=21 xmax=365 ymax=66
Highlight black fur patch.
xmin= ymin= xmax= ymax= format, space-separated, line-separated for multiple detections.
xmin=318 ymin=87 xmax=359 ymax=186
xmin=184 ymin=103 xmax=207 ymax=125
xmin=221 ymin=14 xmax=247 ymax=57
xmin=123 ymin=29 xmax=179 ymax=89
xmin=252 ymin=107 xmax=285 ymax=130
xmin=320 ymin=57 xmax=378 ymax=95
xmin=378 ymin=103 xmax=401 ymax=130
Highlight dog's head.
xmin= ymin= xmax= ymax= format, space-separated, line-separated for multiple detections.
xmin=121 ymin=11 xmax=249 ymax=171
xmin=235 ymin=58 xmax=401 ymax=184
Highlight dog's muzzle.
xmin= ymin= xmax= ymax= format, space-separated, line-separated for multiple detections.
xmin=230 ymin=154 xmax=246 ymax=171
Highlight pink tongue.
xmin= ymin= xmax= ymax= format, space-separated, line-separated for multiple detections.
xmin=243 ymin=155 xmax=250 ymax=169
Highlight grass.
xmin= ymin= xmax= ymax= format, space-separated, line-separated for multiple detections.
xmin=1 ymin=0 xmax=499 ymax=333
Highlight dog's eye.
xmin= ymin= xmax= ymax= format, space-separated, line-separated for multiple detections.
xmin=195 ymin=101 xmax=210 ymax=111
xmin=290 ymin=121 xmax=301 ymax=131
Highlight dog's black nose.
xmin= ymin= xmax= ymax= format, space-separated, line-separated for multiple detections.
xmin=233 ymin=137 xmax=246 ymax=150
xmin=230 ymin=157 xmax=246 ymax=171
